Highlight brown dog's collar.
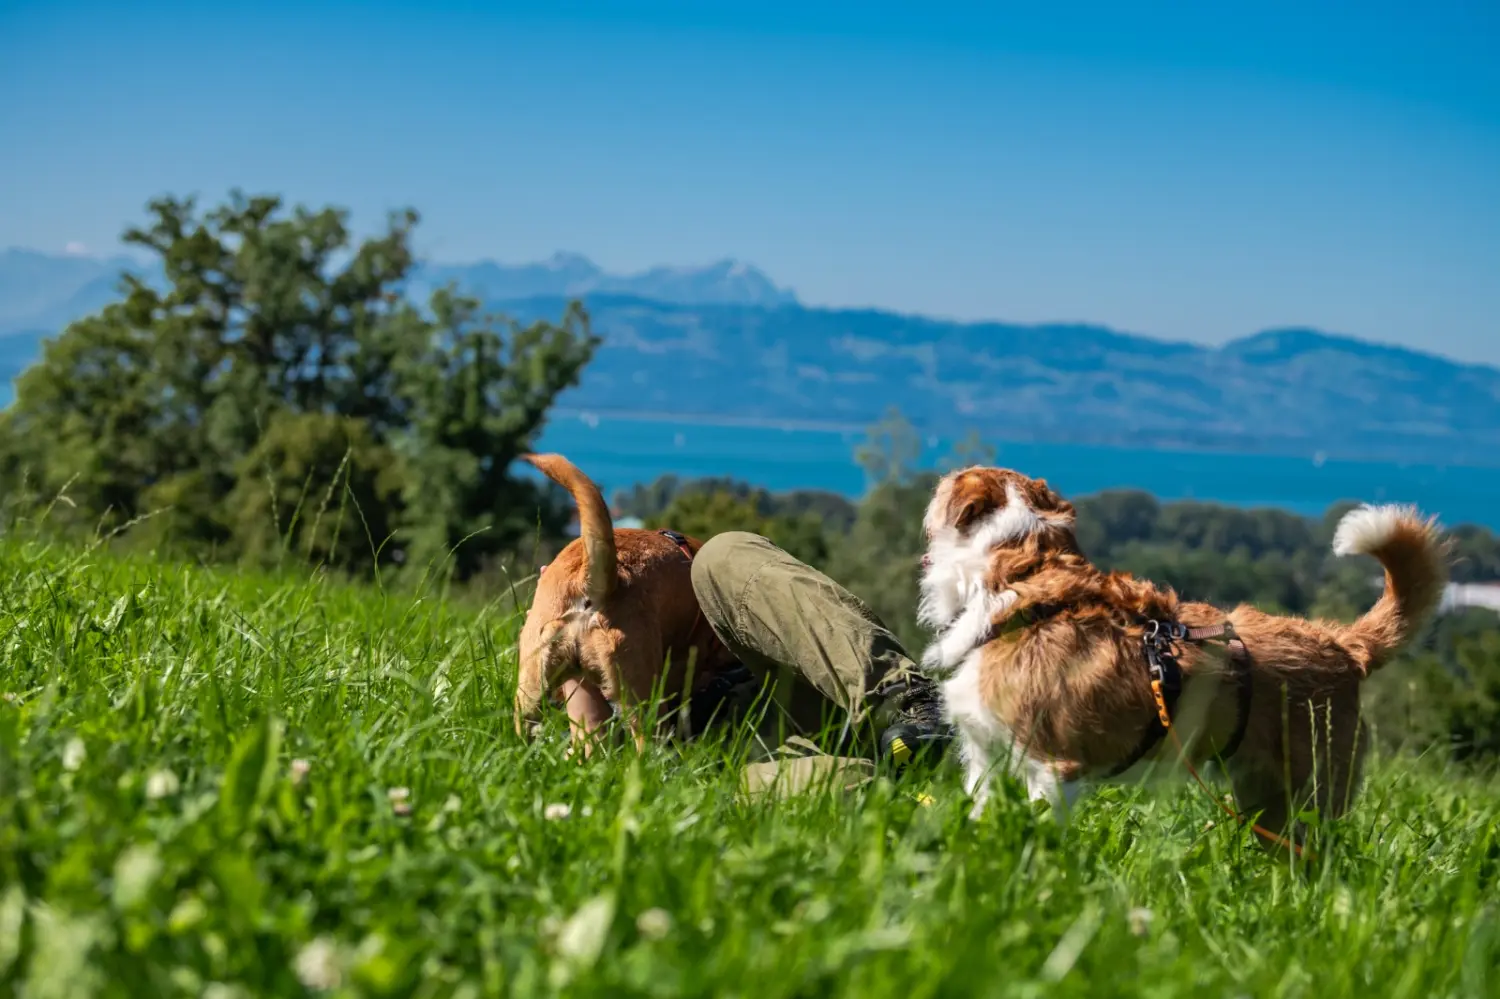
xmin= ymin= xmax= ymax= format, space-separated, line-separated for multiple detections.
xmin=982 ymin=600 xmax=1065 ymax=642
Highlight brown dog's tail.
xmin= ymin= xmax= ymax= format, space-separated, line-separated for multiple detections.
xmin=1332 ymin=504 xmax=1448 ymax=674
xmin=523 ymin=453 xmax=617 ymax=606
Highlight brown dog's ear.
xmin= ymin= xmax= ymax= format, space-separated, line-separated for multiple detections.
xmin=950 ymin=471 xmax=997 ymax=531
xmin=954 ymin=496 xmax=985 ymax=531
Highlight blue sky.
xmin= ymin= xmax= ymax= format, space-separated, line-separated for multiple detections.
xmin=2 ymin=1 xmax=1497 ymax=361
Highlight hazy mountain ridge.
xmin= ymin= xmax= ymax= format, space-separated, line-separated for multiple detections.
xmin=496 ymin=295 xmax=1500 ymax=463
xmin=407 ymin=253 xmax=798 ymax=309
xmin=2 ymin=249 xmax=1498 ymax=464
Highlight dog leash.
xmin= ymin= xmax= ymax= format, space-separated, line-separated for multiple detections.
xmin=1140 ymin=620 xmax=1310 ymax=860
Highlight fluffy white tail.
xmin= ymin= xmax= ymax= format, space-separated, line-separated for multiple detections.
xmin=1332 ymin=504 xmax=1447 ymax=673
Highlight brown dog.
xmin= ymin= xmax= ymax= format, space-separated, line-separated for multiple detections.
xmin=918 ymin=466 xmax=1447 ymax=843
xmin=514 ymin=454 xmax=738 ymax=753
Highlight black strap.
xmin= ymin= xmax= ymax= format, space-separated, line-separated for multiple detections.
xmin=1217 ymin=637 xmax=1253 ymax=762
xmin=1104 ymin=626 xmax=1184 ymax=778
xmin=686 ymin=660 xmax=756 ymax=735
xmin=1103 ymin=620 xmax=1252 ymax=778
xmin=658 ymin=528 xmax=694 ymax=562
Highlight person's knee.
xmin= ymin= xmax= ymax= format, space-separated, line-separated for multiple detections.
xmin=692 ymin=531 xmax=772 ymax=596
xmin=690 ymin=528 xmax=762 ymax=585
xmin=692 ymin=532 xmax=774 ymax=645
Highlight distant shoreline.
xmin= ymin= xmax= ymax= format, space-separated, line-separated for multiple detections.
xmin=545 ymin=407 xmax=1500 ymax=472
xmin=550 ymin=407 xmax=869 ymax=435
xmin=533 ymin=416 xmax=1500 ymax=529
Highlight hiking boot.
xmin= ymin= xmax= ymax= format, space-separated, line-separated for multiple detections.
xmin=874 ymin=672 xmax=954 ymax=770
xmin=686 ymin=661 xmax=757 ymax=736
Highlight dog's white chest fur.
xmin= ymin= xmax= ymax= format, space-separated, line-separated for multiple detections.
xmin=941 ymin=646 xmax=1071 ymax=818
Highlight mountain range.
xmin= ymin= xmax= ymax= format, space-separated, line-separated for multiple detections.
xmin=3 ymin=247 xmax=1499 ymax=465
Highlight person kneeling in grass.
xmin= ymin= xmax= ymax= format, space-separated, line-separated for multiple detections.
xmin=569 ymin=532 xmax=953 ymax=796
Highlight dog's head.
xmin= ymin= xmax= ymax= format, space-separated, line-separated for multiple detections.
xmin=918 ymin=466 xmax=1077 ymax=630
xmin=923 ymin=466 xmax=1076 ymax=545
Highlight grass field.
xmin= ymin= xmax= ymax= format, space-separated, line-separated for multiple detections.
xmin=1 ymin=537 xmax=1497 ymax=998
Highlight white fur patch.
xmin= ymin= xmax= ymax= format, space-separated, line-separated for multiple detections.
xmin=921 ymin=588 xmax=1019 ymax=673
xmin=943 ymin=648 xmax=1068 ymax=819
xmin=919 ymin=483 xmax=1047 ymax=631
xmin=1331 ymin=503 xmax=1423 ymax=557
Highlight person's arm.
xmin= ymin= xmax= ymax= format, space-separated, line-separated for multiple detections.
xmin=557 ymin=676 xmax=613 ymax=757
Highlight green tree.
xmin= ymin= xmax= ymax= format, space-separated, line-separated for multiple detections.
xmin=1072 ymin=490 xmax=1161 ymax=559
xmin=832 ymin=408 xmax=945 ymax=649
xmin=1365 ymin=609 xmax=1500 ymax=763
xmin=614 ymin=475 xmax=856 ymax=537
xmin=645 ymin=489 xmax=832 ymax=568
xmin=1447 ymin=523 xmax=1500 ymax=584
xmin=826 ymin=473 xmax=938 ymax=650
xmin=0 ymin=192 xmax=597 ymax=576
xmin=940 ymin=429 xmax=997 ymax=472
xmin=855 ymin=407 xmax=923 ymax=488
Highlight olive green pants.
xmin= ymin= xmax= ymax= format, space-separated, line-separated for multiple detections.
xmin=688 ymin=532 xmax=925 ymax=798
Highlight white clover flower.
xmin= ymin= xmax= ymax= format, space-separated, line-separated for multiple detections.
xmin=544 ymin=803 xmax=572 ymax=821
xmin=1127 ymin=907 xmax=1154 ymax=937
xmin=293 ymin=937 xmax=342 ymax=991
xmin=387 ymin=786 xmax=412 ymax=816
xmin=202 ymin=984 xmax=250 ymax=999
xmin=290 ymin=759 xmax=311 ymax=784
xmin=635 ymin=908 xmax=672 ymax=940
xmin=62 ymin=738 xmax=86 ymax=772
xmin=112 ymin=843 xmax=162 ymax=910
xmin=144 ymin=769 xmax=180 ymax=800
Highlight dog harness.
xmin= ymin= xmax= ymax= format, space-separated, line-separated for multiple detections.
xmin=971 ymin=600 xmax=1307 ymax=855
xmin=656 ymin=528 xmax=696 ymax=561
xmin=1103 ymin=618 xmax=1253 ymax=778
xmin=978 ymin=603 xmax=1253 ymax=776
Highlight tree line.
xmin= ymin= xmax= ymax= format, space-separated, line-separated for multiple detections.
xmin=1 ymin=193 xmax=1496 ymax=762
xmin=0 ymin=193 xmax=594 ymax=578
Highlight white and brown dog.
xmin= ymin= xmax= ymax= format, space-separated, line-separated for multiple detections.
xmin=918 ymin=466 xmax=1447 ymax=842
xmin=514 ymin=454 xmax=739 ymax=754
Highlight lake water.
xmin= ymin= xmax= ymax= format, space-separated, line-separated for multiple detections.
xmin=535 ymin=411 xmax=1500 ymax=530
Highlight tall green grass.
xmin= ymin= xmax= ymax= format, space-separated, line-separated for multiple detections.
xmin=0 ymin=537 xmax=1496 ymax=997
